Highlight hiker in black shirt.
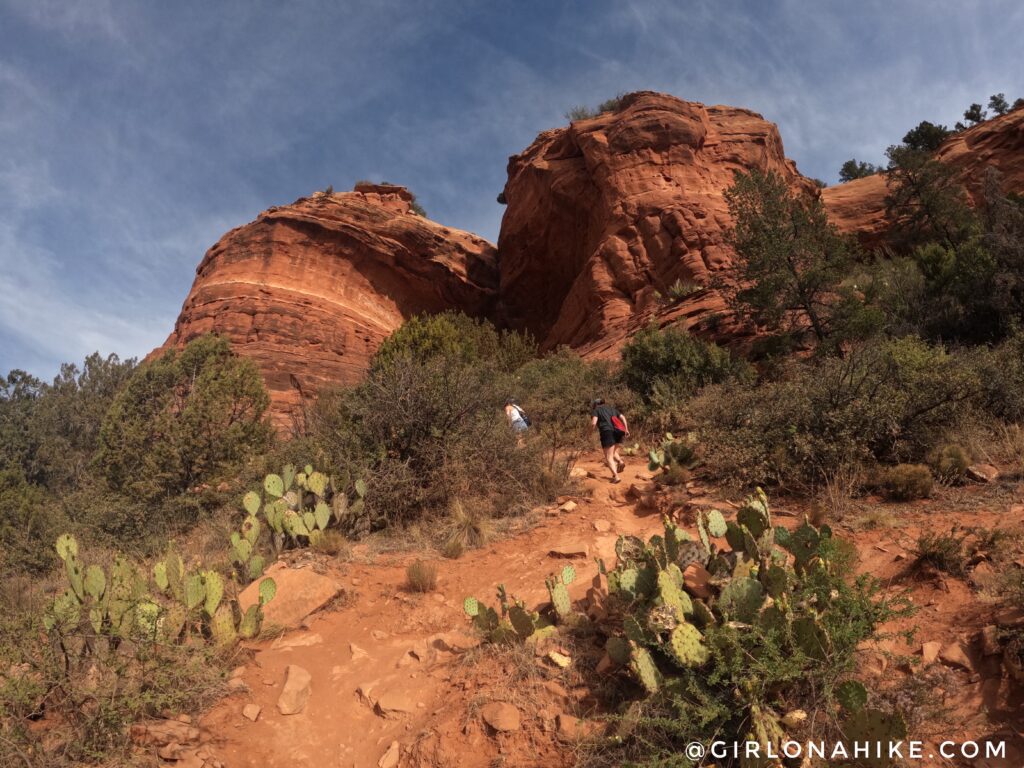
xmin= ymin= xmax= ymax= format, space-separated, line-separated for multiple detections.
xmin=590 ymin=398 xmax=629 ymax=483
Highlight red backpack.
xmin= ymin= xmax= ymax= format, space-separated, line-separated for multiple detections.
xmin=610 ymin=413 xmax=627 ymax=433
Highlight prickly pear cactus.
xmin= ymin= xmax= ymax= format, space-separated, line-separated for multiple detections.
xmin=202 ymin=571 xmax=224 ymax=616
xmin=258 ymin=577 xmax=277 ymax=606
xmin=547 ymin=576 xmax=572 ymax=621
xmin=210 ymin=604 xmax=238 ymax=645
xmin=665 ymin=622 xmax=709 ymax=667
xmin=508 ymin=605 xmax=537 ymax=640
xmin=836 ymin=679 xmax=868 ymax=712
xmin=704 ymin=509 xmax=728 ymax=538
xmin=841 ymin=708 xmax=907 ymax=768
xmin=792 ymin=616 xmax=831 ymax=661
xmin=717 ymin=576 xmax=764 ymax=623
xmin=630 ymin=644 xmax=661 ymax=694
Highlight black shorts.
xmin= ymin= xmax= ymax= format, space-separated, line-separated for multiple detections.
xmin=600 ymin=429 xmax=625 ymax=448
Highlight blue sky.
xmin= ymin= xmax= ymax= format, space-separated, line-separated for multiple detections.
xmin=2 ymin=0 xmax=1022 ymax=379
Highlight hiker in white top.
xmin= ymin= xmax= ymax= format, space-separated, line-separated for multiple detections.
xmin=504 ymin=399 xmax=529 ymax=433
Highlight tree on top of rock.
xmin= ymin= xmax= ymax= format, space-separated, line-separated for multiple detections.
xmin=988 ymin=93 xmax=1010 ymax=116
xmin=901 ymin=121 xmax=951 ymax=153
xmin=838 ymin=159 xmax=879 ymax=183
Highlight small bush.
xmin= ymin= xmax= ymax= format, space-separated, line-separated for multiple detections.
xmin=928 ymin=443 xmax=972 ymax=483
xmin=914 ymin=528 xmax=968 ymax=575
xmin=406 ymin=560 xmax=438 ymax=592
xmin=875 ymin=463 xmax=933 ymax=501
xmin=692 ymin=337 xmax=983 ymax=488
xmin=93 ymin=335 xmax=272 ymax=514
xmin=620 ymin=323 xmax=752 ymax=403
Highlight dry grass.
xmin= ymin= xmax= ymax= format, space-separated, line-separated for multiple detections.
xmin=818 ymin=463 xmax=863 ymax=521
xmin=311 ymin=529 xmax=352 ymax=559
xmin=851 ymin=505 xmax=900 ymax=531
xmin=405 ymin=559 xmax=438 ymax=592
xmin=439 ymin=498 xmax=494 ymax=553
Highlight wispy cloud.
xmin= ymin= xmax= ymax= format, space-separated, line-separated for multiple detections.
xmin=0 ymin=0 xmax=1021 ymax=378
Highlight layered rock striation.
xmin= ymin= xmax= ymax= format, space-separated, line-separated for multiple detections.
xmin=161 ymin=184 xmax=497 ymax=425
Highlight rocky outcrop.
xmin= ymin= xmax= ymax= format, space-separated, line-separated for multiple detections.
xmin=162 ymin=184 xmax=497 ymax=426
xmin=823 ymin=107 xmax=1024 ymax=243
xmin=496 ymin=91 xmax=818 ymax=356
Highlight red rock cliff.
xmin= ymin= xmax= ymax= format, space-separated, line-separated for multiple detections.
xmin=823 ymin=107 xmax=1024 ymax=243
xmin=496 ymin=91 xmax=818 ymax=357
xmin=162 ymin=184 xmax=497 ymax=426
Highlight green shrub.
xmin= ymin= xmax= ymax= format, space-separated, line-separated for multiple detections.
xmin=691 ymin=337 xmax=982 ymax=488
xmin=0 ymin=469 xmax=65 ymax=573
xmin=93 ymin=335 xmax=272 ymax=514
xmin=928 ymin=443 xmax=972 ymax=483
xmin=913 ymin=528 xmax=968 ymax=575
xmin=874 ymin=463 xmax=933 ymax=501
xmin=620 ymin=323 xmax=752 ymax=403
xmin=372 ymin=311 xmax=535 ymax=374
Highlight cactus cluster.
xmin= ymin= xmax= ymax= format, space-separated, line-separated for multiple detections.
xmin=837 ymin=680 xmax=907 ymax=767
xmin=152 ymin=545 xmax=276 ymax=644
xmin=647 ymin=432 xmax=700 ymax=473
xmin=545 ymin=565 xmax=576 ymax=622
xmin=463 ymin=583 xmax=560 ymax=645
xmin=45 ymin=534 xmax=276 ymax=648
xmin=48 ymin=534 xmax=152 ymax=638
xmin=244 ymin=464 xmax=369 ymax=550
xmin=599 ymin=490 xmax=844 ymax=750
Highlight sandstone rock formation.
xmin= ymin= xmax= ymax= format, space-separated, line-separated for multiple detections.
xmin=496 ymin=91 xmax=818 ymax=356
xmin=823 ymin=107 xmax=1024 ymax=243
xmin=161 ymin=183 xmax=497 ymax=426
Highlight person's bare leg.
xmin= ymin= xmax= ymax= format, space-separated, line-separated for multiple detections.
xmin=604 ymin=445 xmax=619 ymax=481
xmin=614 ymin=444 xmax=625 ymax=471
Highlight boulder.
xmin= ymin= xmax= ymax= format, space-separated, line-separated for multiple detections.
xmin=480 ymin=701 xmax=521 ymax=733
xmin=967 ymin=464 xmax=1000 ymax=483
xmin=239 ymin=562 xmax=340 ymax=630
xmin=276 ymin=664 xmax=312 ymax=715
xmin=683 ymin=564 xmax=713 ymax=599
xmin=158 ymin=184 xmax=497 ymax=428
xmin=378 ymin=740 xmax=401 ymax=768
xmin=939 ymin=642 xmax=973 ymax=672
xmin=921 ymin=641 xmax=942 ymax=665
xmin=548 ymin=541 xmax=589 ymax=559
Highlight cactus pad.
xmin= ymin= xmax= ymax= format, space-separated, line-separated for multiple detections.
xmin=704 ymin=509 xmax=727 ymax=538
xmin=792 ymin=616 xmax=831 ymax=660
xmin=243 ymin=491 xmax=261 ymax=515
xmin=762 ymin=564 xmax=789 ymax=599
xmin=548 ymin=578 xmax=572 ymax=621
xmin=630 ymin=644 xmax=661 ymax=694
xmin=210 ymin=604 xmax=237 ymax=645
xmin=718 ymin=576 xmax=764 ymax=623
xmin=64 ymin=553 xmax=85 ymax=601
xmin=841 ymin=708 xmax=907 ymax=768
xmin=561 ymin=564 xmax=576 ymax=585
xmin=263 ymin=473 xmax=284 ymax=498
xmin=690 ymin=598 xmax=715 ymax=629
xmin=55 ymin=533 xmax=78 ymax=561
xmin=463 ymin=596 xmax=480 ymax=617
xmin=675 ymin=541 xmax=705 ymax=572
xmin=508 ymin=605 xmax=536 ymax=640
xmin=666 ymin=622 xmax=710 ymax=667
xmin=836 ymin=680 xmax=868 ymax=713
xmin=657 ymin=569 xmax=693 ymax=618
xmin=184 ymin=574 xmax=205 ymax=610
xmin=203 ymin=571 xmax=224 ymax=616
xmin=307 ymin=471 xmax=328 ymax=496
xmin=238 ymin=604 xmax=262 ymax=639
xmin=242 ymin=515 xmax=261 ymax=545
xmin=258 ymin=577 xmax=277 ymax=606
xmin=313 ymin=501 xmax=331 ymax=531
xmin=354 ymin=478 xmax=368 ymax=498
xmin=615 ymin=535 xmax=646 ymax=565
xmin=162 ymin=603 xmax=187 ymax=642
xmin=248 ymin=554 xmax=266 ymax=581
xmin=84 ymin=564 xmax=105 ymax=600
